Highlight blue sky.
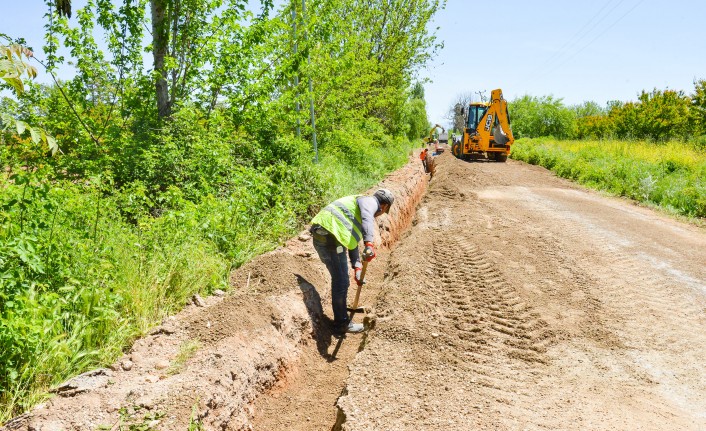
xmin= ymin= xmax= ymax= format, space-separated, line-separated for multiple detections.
xmin=2 ymin=0 xmax=706 ymax=127
xmin=421 ymin=0 xmax=706 ymax=125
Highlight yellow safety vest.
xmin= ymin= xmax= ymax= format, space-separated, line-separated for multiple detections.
xmin=311 ymin=195 xmax=363 ymax=250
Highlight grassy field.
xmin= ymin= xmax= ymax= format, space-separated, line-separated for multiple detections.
xmin=511 ymin=138 xmax=706 ymax=219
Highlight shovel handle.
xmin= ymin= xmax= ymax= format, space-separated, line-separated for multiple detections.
xmin=350 ymin=261 xmax=368 ymax=313
xmin=358 ymin=260 xmax=368 ymax=284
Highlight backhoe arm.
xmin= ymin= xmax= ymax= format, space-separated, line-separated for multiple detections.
xmin=474 ymin=89 xmax=514 ymax=148
xmin=425 ymin=123 xmax=445 ymax=143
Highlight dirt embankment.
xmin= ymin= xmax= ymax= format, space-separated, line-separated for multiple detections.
xmin=2 ymin=155 xmax=428 ymax=431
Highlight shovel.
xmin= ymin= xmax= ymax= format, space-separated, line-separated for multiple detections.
xmin=330 ymin=261 xmax=369 ymax=356
xmin=346 ymin=260 xmax=368 ymax=316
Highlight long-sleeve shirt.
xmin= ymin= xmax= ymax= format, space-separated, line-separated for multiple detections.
xmin=346 ymin=195 xmax=380 ymax=269
xmin=356 ymin=195 xmax=380 ymax=244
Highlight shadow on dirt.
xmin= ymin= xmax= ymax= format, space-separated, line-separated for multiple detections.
xmin=295 ymin=274 xmax=344 ymax=362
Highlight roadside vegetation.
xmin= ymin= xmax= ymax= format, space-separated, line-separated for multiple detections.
xmin=509 ymin=80 xmax=706 ymax=144
xmin=511 ymin=139 xmax=706 ymax=218
xmin=0 ymin=0 xmax=440 ymax=421
xmin=507 ymin=79 xmax=706 ymax=220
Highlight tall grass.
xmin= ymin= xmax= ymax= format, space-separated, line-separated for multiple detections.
xmin=0 ymin=181 xmax=228 ymax=419
xmin=511 ymin=138 xmax=706 ymax=218
xmin=0 ymin=138 xmax=415 ymax=422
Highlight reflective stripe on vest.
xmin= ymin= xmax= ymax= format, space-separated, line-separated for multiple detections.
xmin=311 ymin=195 xmax=363 ymax=250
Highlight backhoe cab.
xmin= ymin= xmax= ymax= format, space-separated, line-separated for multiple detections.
xmin=452 ymin=88 xmax=514 ymax=162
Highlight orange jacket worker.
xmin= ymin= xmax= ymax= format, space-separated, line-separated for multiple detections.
xmin=420 ymin=148 xmax=429 ymax=172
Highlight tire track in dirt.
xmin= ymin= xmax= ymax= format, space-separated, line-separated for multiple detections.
xmin=479 ymin=183 xmax=706 ymax=418
xmin=433 ymin=235 xmax=552 ymax=366
xmin=460 ymin=182 xmax=627 ymax=352
xmin=472 ymin=177 xmax=706 ymax=422
xmin=338 ymin=156 xmax=560 ymax=430
xmin=429 ymin=233 xmax=556 ymax=416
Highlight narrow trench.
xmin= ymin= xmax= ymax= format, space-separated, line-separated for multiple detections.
xmin=248 ymin=254 xmax=390 ymax=431
xmin=247 ymin=162 xmax=427 ymax=430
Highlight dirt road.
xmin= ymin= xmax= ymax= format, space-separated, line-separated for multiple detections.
xmin=257 ymin=153 xmax=706 ymax=430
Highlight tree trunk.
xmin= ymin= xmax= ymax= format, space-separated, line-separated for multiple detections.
xmin=151 ymin=0 xmax=171 ymax=118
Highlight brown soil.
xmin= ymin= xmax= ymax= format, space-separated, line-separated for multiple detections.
xmin=338 ymin=153 xmax=706 ymax=430
xmin=4 ymin=151 xmax=706 ymax=431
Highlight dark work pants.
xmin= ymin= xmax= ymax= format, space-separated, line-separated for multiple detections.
xmin=312 ymin=240 xmax=358 ymax=328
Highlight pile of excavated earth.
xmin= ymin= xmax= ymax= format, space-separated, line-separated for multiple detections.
xmin=4 ymin=149 xmax=706 ymax=431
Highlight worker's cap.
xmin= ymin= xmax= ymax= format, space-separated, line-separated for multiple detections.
xmin=373 ymin=189 xmax=394 ymax=212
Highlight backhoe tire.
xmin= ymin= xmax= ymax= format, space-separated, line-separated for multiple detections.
xmin=496 ymin=153 xmax=508 ymax=163
xmin=452 ymin=142 xmax=461 ymax=158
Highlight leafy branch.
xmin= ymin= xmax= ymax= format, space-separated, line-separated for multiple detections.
xmin=0 ymin=42 xmax=59 ymax=155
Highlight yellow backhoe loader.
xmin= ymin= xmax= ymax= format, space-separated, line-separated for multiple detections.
xmin=424 ymin=123 xmax=445 ymax=144
xmin=452 ymin=89 xmax=514 ymax=162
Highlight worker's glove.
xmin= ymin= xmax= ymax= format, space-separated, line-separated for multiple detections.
xmin=354 ymin=266 xmax=364 ymax=286
xmin=353 ymin=261 xmax=364 ymax=286
xmin=362 ymin=242 xmax=376 ymax=262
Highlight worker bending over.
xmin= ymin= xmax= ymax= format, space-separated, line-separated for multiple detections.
xmin=420 ymin=148 xmax=429 ymax=172
xmin=309 ymin=189 xmax=395 ymax=334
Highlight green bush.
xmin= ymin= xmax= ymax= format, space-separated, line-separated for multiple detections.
xmin=511 ymin=80 xmax=706 ymax=145
xmin=0 ymin=170 xmax=228 ymax=417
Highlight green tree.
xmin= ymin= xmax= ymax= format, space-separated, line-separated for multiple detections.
xmin=509 ymin=94 xmax=576 ymax=139
xmin=284 ymin=0 xmax=442 ymax=137
xmin=690 ymin=79 xmax=706 ymax=136
xmin=572 ymin=100 xmax=604 ymax=118
xmin=572 ymin=101 xmax=609 ymax=139
xmin=410 ymin=82 xmax=425 ymax=100
xmin=402 ymin=90 xmax=428 ymax=140
xmin=607 ymin=89 xmax=691 ymax=141
xmin=634 ymin=89 xmax=691 ymax=141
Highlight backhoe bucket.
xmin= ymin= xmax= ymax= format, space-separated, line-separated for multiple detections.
xmin=493 ymin=125 xmax=509 ymax=146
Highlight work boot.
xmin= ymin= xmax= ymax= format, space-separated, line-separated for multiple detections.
xmin=346 ymin=322 xmax=364 ymax=333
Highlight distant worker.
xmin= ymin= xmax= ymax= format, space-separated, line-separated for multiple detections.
xmin=420 ymin=148 xmax=429 ymax=172
xmin=434 ymin=139 xmax=440 ymax=154
xmin=309 ymin=189 xmax=395 ymax=335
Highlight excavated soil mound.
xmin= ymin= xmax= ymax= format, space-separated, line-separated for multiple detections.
xmin=2 ymin=156 xmax=428 ymax=431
